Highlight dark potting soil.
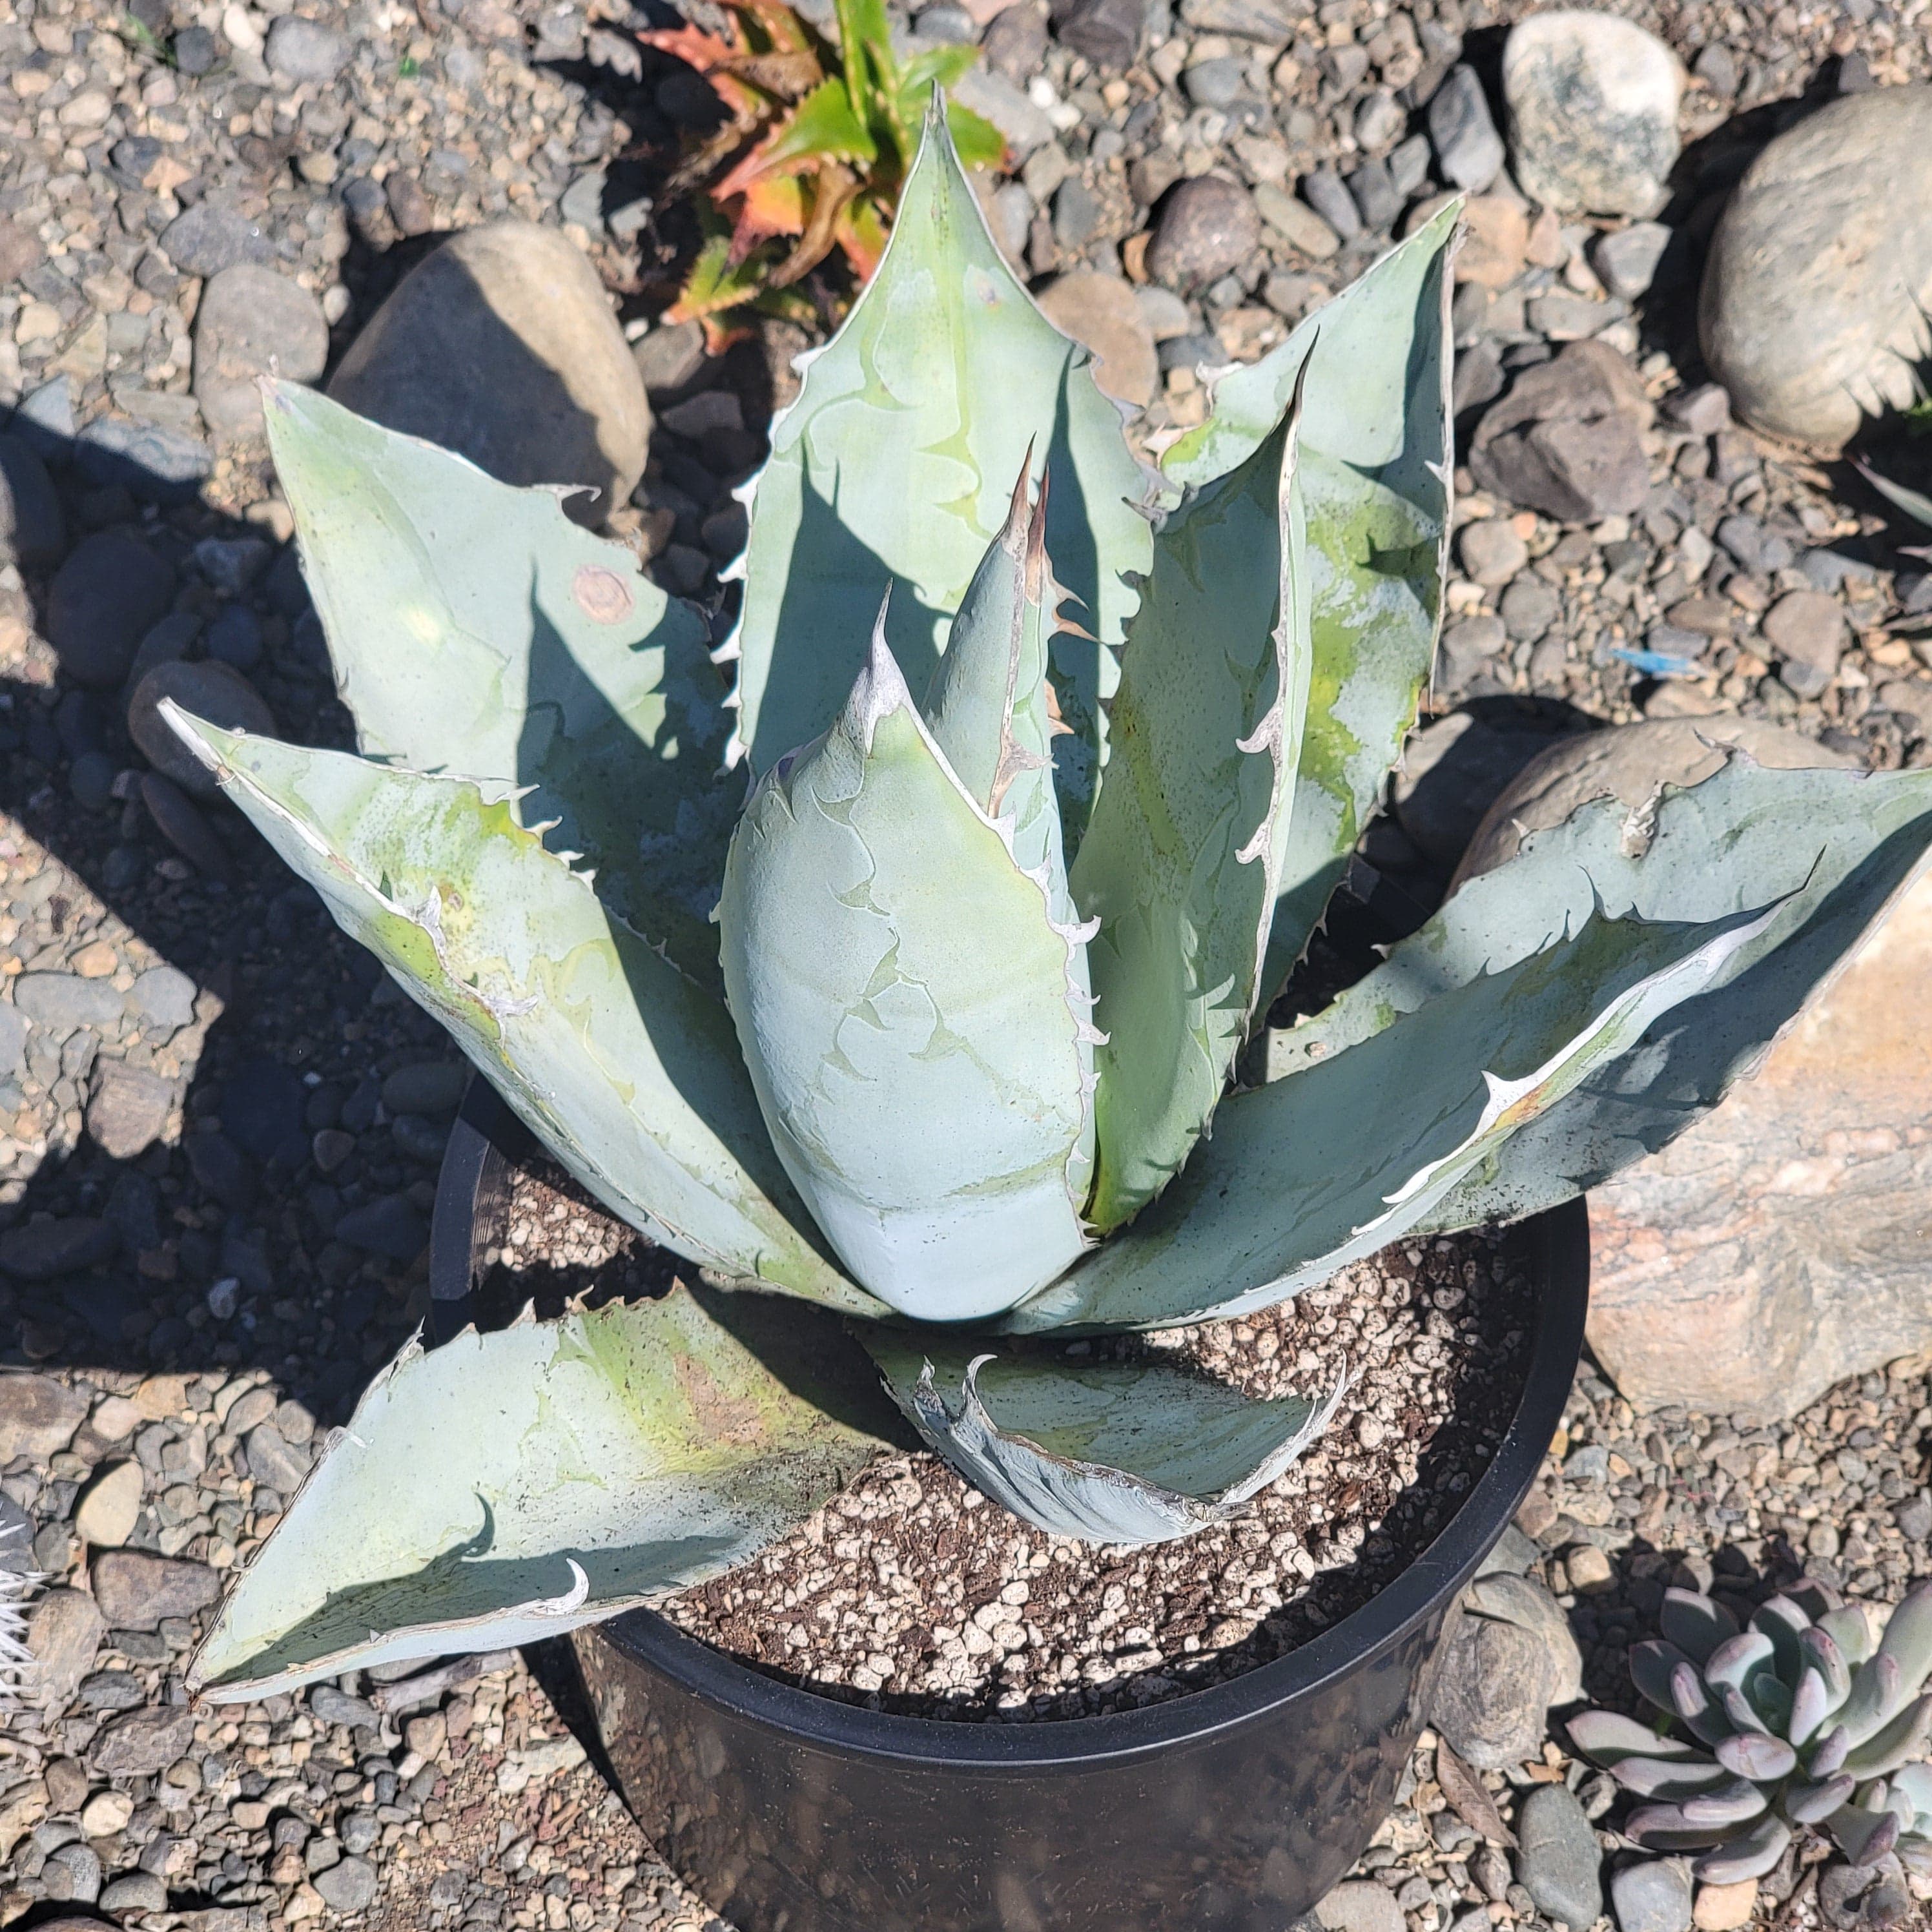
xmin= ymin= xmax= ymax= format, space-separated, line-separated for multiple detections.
xmin=477 ymin=1158 xmax=1536 ymax=1724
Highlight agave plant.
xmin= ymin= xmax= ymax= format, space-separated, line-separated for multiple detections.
xmin=161 ymin=107 xmax=1932 ymax=1701
xmin=1572 ymin=1580 xmax=1932 ymax=1884
xmin=640 ymin=0 xmax=1002 ymax=345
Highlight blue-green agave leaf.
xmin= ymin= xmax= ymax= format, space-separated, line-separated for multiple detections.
xmin=1163 ymin=203 xmax=1455 ymax=1000
xmin=1275 ymin=756 xmax=1932 ymax=1235
xmin=1855 ymin=458 xmax=1932 ymax=532
xmin=716 ymin=626 xmax=1097 ymax=1323
xmin=1071 ymin=396 xmax=1310 ymax=1231
xmin=187 ymin=1290 xmax=890 ymax=1698
xmin=721 ymin=94 xmax=1155 ymax=838
xmin=263 ymin=382 xmax=735 ymax=974
xmin=863 ymin=1337 xmax=1342 ymax=1543
xmin=161 ymin=706 xmax=882 ymax=1317
xmin=1005 ymin=894 xmax=1782 ymax=1333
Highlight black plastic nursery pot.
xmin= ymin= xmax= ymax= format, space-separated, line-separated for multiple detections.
xmin=432 ymin=1077 xmax=1590 ymax=1932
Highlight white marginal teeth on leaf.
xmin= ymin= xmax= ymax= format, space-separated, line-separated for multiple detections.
xmin=717 ymin=98 xmax=1151 ymax=800
xmin=158 ymin=704 xmax=884 ymax=1319
xmin=852 ymin=593 xmax=913 ymax=750
xmin=1259 ymin=752 xmax=1932 ymax=1247
xmin=258 ymin=380 xmax=734 ymax=972
xmin=927 ymin=453 xmax=1105 ymax=1215
xmin=164 ymin=86 xmax=1932 ymax=1710
xmin=186 ymin=1291 xmax=889 ymax=1700
xmin=1162 ymin=203 xmax=1457 ymax=1004
xmin=1008 ymin=882 xmax=1793 ymax=1335
xmin=1070 ymin=393 xmax=1310 ymax=1233
xmin=528 ymin=1559 xmax=590 ymax=1616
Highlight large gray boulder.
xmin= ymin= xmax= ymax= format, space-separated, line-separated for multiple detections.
xmin=1701 ymin=86 xmax=1932 ymax=451
xmin=329 ymin=219 xmax=651 ymax=522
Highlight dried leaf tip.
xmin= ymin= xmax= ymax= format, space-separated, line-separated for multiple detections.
xmin=845 ymin=588 xmax=916 ymax=750
xmin=1025 ymin=462 xmax=1052 ymax=605
xmin=998 ymin=439 xmax=1038 ymax=554
xmin=157 ymin=698 xmax=226 ymax=772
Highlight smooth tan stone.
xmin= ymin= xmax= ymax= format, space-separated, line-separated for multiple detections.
xmin=330 ymin=218 xmax=651 ymax=522
xmin=74 ymin=1459 xmax=143 ymax=1549
xmin=1036 ymin=270 xmax=1160 ymax=408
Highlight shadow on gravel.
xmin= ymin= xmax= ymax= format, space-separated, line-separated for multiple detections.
xmin=3 ymin=178 xmax=735 ymax=1419
xmin=0 ymin=409 xmax=657 ymax=1788
xmin=1621 ymin=56 xmax=1848 ymax=379
xmin=0 ymin=415 xmax=446 ymax=1426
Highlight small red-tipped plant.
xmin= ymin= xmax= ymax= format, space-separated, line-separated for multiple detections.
xmin=642 ymin=0 xmax=1004 ymax=344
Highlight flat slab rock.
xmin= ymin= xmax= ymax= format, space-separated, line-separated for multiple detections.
xmin=1588 ymin=859 xmax=1932 ymax=1421
xmin=493 ymin=1159 xmax=1537 ymax=1721
xmin=1457 ymin=716 xmax=1932 ymax=1421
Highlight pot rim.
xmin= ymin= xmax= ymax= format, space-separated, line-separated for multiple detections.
xmin=435 ymin=1076 xmax=1588 ymax=1771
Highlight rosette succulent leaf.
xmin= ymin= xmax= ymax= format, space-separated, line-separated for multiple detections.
xmin=1868 ymin=1763 xmax=1932 ymax=1880
xmin=1573 ymin=1579 xmax=1932 ymax=1884
xmin=159 ymin=105 xmax=1932 ymax=1701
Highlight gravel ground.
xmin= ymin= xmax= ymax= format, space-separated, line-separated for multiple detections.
xmin=5 ymin=0 xmax=1932 ymax=1924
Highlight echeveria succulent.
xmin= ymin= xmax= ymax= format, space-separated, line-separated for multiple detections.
xmin=1875 ymin=1763 xmax=1932 ymax=1882
xmin=162 ymin=106 xmax=1932 ymax=1701
xmin=1572 ymin=1579 xmax=1932 ymax=1884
